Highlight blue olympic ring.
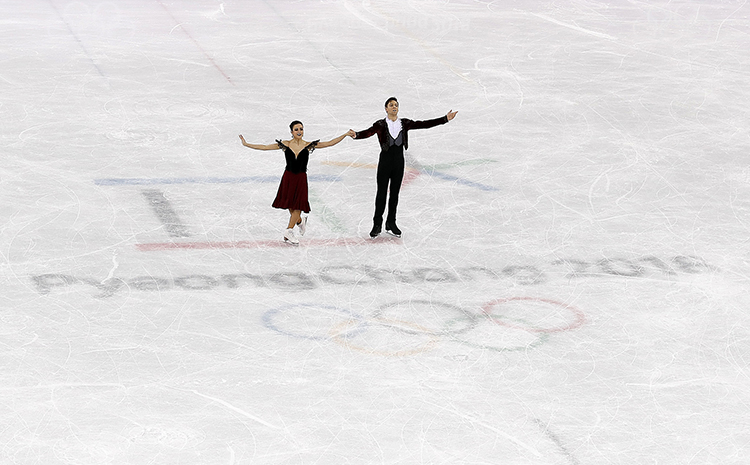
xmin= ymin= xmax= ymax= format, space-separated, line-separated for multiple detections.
xmin=262 ymin=303 xmax=369 ymax=341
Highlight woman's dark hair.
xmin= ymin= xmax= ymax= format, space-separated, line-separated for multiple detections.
xmin=289 ymin=120 xmax=304 ymax=131
xmin=384 ymin=97 xmax=398 ymax=108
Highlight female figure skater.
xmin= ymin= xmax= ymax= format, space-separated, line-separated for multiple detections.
xmin=239 ymin=121 xmax=354 ymax=244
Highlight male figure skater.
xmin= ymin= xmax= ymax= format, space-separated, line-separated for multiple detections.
xmin=353 ymin=97 xmax=458 ymax=237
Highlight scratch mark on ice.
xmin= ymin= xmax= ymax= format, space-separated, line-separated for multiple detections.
xmin=102 ymin=252 xmax=119 ymax=284
xmin=533 ymin=418 xmax=580 ymax=465
xmin=522 ymin=11 xmax=617 ymax=41
xmin=422 ymin=400 xmax=542 ymax=457
xmin=179 ymin=388 xmax=281 ymax=430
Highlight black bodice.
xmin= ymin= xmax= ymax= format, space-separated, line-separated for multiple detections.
xmin=276 ymin=139 xmax=318 ymax=173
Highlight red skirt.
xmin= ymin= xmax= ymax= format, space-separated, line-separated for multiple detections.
xmin=272 ymin=170 xmax=311 ymax=213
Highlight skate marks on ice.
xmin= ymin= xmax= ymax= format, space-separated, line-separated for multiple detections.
xmin=417 ymin=399 xmax=584 ymax=464
xmin=533 ymin=418 xmax=581 ymax=465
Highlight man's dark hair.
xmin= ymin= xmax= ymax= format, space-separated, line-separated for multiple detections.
xmin=384 ymin=97 xmax=398 ymax=108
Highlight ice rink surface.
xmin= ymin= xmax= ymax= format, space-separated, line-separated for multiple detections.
xmin=2 ymin=0 xmax=750 ymax=463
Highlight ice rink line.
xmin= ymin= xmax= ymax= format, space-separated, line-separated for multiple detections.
xmin=94 ymin=174 xmax=341 ymax=186
xmin=136 ymin=236 xmax=400 ymax=251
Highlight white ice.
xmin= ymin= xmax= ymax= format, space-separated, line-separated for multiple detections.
xmin=2 ymin=0 xmax=750 ymax=464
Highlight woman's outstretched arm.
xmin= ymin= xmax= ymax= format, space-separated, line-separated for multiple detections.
xmin=316 ymin=130 xmax=355 ymax=148
xmin=239 ymin=134 xmax=279 ymax=150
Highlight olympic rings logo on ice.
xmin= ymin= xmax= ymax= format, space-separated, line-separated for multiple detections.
xmin=262 ymin=298 xmax=586 ymax=357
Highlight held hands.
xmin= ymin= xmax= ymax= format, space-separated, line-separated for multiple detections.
xmin=446 ymin=110 xmax=458 ymax=121
xmin=346 ymin=129 xmax=356 ymax=138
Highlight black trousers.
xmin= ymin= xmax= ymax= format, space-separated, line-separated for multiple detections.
xmin=373 ymin=144 xmax=405 ymax=226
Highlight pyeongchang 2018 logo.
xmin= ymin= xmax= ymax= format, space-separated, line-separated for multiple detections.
xmin=30 ymin=255 xmax=715 ymax=299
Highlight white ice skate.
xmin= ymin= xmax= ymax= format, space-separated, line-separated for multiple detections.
xmin=284 ymin=228 xmax=299 ymax=244
xmin=296 ymin=215 xmax=307 ymax=236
